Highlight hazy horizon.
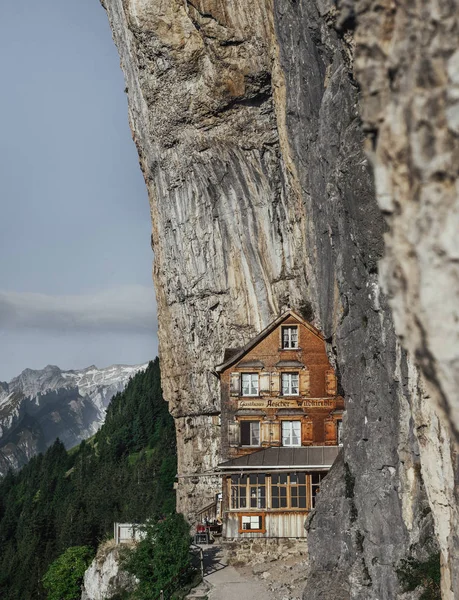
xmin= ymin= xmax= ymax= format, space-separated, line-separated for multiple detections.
xmin=0 ymin=0 xmax=158 ymax=380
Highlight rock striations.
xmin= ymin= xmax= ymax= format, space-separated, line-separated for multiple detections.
xmin=0 ymin=363 xmax=147 ymax=475
xmin=102 ymin=1 xmax=456 ymax=598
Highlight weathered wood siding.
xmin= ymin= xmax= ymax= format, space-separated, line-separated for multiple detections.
xmin=224 ymin=512 xmax=308 ymax=538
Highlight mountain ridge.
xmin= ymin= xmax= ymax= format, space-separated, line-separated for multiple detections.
xmin=0 ymin=362 xmax=148 ymax=475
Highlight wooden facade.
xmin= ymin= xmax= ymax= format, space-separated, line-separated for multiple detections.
xmin=215 ymin=310 xmax=344 ymax=539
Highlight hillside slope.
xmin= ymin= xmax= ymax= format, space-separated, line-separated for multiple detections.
xmin=0 ymin=359 xmax=176 ymax=600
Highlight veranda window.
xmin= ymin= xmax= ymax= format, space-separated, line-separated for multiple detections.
xmin=230 ymin=474 xmax=266 ymax=509
xmin=311 ymin=472 xmax=327 ymax=508
xmin=241 ymin=373 xmax=259 ymax=396
xmin=282 ymin=421 xmax=301 ymax=446
xmin=281 ymin=372 xmax=299 ymax=395
xmin=271 ymin=473 xmax=307 ymax=509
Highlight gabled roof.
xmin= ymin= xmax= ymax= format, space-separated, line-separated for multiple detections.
xmin=216 ymin=446 xmax=340 ymax=471
xmin=214 ymin=310 xmax=324 ymax=374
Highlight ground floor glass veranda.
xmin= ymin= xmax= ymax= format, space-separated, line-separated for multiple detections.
xmin=229 ymin=472 xmax=327 ymax=512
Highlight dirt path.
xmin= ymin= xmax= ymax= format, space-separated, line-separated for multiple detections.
xmin=192 ymin=543 xmax=306 ymax=600
xmin=202 ymin=545 xmax=275 ymax=600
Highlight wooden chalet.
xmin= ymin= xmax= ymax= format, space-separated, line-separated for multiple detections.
xmin=214 ymin=310 xmax=344 ymax=539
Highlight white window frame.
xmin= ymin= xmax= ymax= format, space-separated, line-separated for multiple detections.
xmin=241 ymin=373 xmax=259 ymax=396
xmin=281 ymin=420 xmax=301 ymax=447
xmin=282 ymin=326 xmax=298 ymax=349
xmin=281 ymin=372 xmax=299 ymax=396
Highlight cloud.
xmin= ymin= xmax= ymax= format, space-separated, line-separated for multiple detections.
xmin=0 ymin=285 xmax=157 ymax=334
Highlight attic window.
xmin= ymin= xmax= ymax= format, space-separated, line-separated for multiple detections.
xmin=282 ymin=326 xmax=298 ymax=349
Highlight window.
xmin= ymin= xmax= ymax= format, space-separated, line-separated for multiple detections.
xmin=282 ymin=421 xmax=301 ymax=446
xmin=240 ymin=421 xmax=260 ymax=446
xmin=311 ymin=472 xmax=327 ymax=508
xmin=282 ymin=326 xmax=298 ymax=349
xmin=337 ymin=420 xmax=343 ymax=446
xmin=231 ymin=475 xmax=248 ymax=509
xmin=271 ymin=473 xmax=307 ymax=509
xmin=241 ymin=373 xmax=259 ymax=396
xmin=230 ymin=474 xmax=266 ymax=509
xmin=290 ymin=473 xmax=307 ymax=508
xmin=240 ymin=514 xmax=264 ymax=532
xmin=281 ymin=372 xmax=299 ymax=396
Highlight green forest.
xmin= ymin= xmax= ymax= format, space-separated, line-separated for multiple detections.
xmin=0 ymin=359 xmax=177 ymax=600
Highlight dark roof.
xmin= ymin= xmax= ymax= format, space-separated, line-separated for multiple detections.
xmin=215 ymin=310 xmax=324 ymax=374
xmin=238 ymin=360 xmax=265 ymax=369
xmin=217 ymin=446 xmax=340 ymax=470
xmin=275 ymin=360 xmax=304 ymax=368
xmin=235 ymin=409 xmax=267 ymax=416
xmin=223 ymin=348 xmax=242 ymax=362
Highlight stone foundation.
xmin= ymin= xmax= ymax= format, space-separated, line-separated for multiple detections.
xmin=224 ymin=537 xmax=308 ymax=565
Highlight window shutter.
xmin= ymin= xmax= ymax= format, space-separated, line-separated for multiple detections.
xmin=261 ymin=421 xmax=270 ymax=445
xmin=313 ymin=418 xmax=325 ymax=444
xmin=271 ymin=372 xmax=280 ymax=395
xmin=299 ymin=370 xmax=310 ymax=396
xmin=259 ymin=372 xmax=270 ymax=394
xmin=230 ymin=372 xmax=240 ymax=396
xmin=325 ymin=369 xmax=337 ymax=396
xmin=303 ymin=419 xmax=313 ymax=444
xmin=325 ymin=419 xmax=336 ymax=443
xmin=228 ymin=420 xmax=239 ymax=446
xmin=240 ymin=421 xmax=250 ymax=446
xmin=270 ymin=422 xmax=281 ymax=445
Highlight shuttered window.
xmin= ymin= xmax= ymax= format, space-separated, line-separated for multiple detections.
xmin=282 ymin=421 xmax=301 ymax=446
xmin=230 ymin=372 xmax=240 ymax=396
xmin=240 ymin=421 xmax=260 ymax=446
xmin=281 ymin=372 xmax=299 ymax=395
xmin=241 ymin=373 xmax=258 ymax=396
xmin=325 ymin=369 xmax=337 ymax=396
xmin=282 ymin=326 xmax=298 ymax=348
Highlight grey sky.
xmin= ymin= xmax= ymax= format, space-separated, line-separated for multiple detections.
xmin=0 ymin=0 xmax=158 ymax=380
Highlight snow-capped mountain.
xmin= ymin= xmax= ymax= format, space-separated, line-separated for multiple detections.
xmin=0 ymin=363 xmax=148 ymax=476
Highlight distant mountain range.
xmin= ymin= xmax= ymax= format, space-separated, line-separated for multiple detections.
xmin=0 ymin=363 xmax=148 ymax=476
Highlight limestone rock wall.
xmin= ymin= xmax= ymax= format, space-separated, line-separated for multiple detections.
xmin=350 ymin=1 xmax=459 ymax=596
xmin=81 ymin=541 xmax=136 ymax=600
xmin=101 ymin=1 xmax=455 ymax=598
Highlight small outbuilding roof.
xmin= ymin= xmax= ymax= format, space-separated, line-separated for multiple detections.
xmin=217 ymin=446 xmax=340 ymax=471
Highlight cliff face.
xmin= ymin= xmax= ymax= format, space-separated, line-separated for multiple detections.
xmin=352 ymin=1 xmax=459 ymax=596
xmin=102 ymin=1 xmax=456 ymax=598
